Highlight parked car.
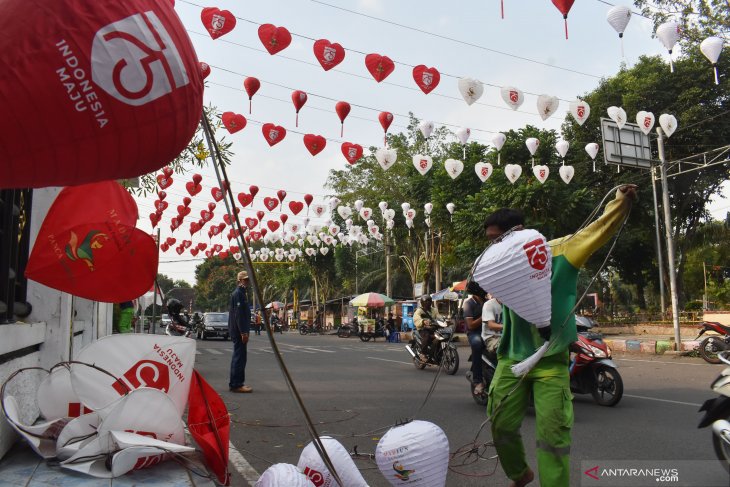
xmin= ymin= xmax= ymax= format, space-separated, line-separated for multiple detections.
xmin=160 ymin=314 xmax=172 ymax=327
xmin=197 ymin=312 xmax=230 ymax=340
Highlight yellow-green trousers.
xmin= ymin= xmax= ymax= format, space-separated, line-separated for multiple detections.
xmin=119 ymin=307 xmax=134 ymax=333
xmin=487 ymin=351 xmax=573 ymax=487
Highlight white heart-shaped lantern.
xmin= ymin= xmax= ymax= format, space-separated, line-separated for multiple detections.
xmin=559 ymin=165 xmax=574 ymax=184
xmin=475 ymin=162 xmax=493 ymax=182
xmin=636 ymin=111 xmax=655 ymax=135
xmin=500 ymin=86 xmax=524 ymax=110
xmin=659 ymin=113 xmax=677 ymax=137
xmin=412 ymin=155 xmax=433 ymax=176
xmin=419 ymin=120 xmax=434 ymax=138
xmin=444 ymin=159 xmax=464 ymax=179
xmin=537 ymin=94 xmax=559 ymax=121
xmin=376 ymin=148 xmax=398 ymax=170
xmin=505 ymin=164 xmax=522 ymax=184
xmin=457 ymin=78 xmax=484 ymax=105
xmin=359 ymin=207 xmax=372 ymax=220
xmin=532 ymin=165 xmax=549 ymax=184
xmin=456 ymin=127 xmax=471 ymax=145
xmin=607 ymin=106 xmax=627 ymax=130
xmin=311 ymin=204 xmax=327 ymax=218
xmin=337 ymin=206 xmax=352 ymax=220
xmin=569 ymin=99 xmax=591 ymax=126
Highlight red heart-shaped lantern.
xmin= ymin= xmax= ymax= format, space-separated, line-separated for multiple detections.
xmin=200 ymin=210 xmax=213 ymax=222
xmin=250 ymin=231 xmax=261 ymax=241
xmin=166 ymin=237 xmax=176 ymax=245
xmin=185 ymin=181 xmax=202 ymax=196
xmin=289 ymin=201 xmax=303 ymax=215
xmin=258 ymin=24 xmax=292 ymax=55
xmin=162 ymin=167 xmax=174 ymax=178
xmin=256 ymin=210 xmax=265 ymax=221
xmin=303 ymin=134 xmax=326 ymax=156
xmin=157 ymin=175 xmax=173 ymax=189
xmin=237 ymin=192 xmax=253 ymax=207
xmin=245 ymin=217 xmax=258 ymax=229
xmin=150 ymin=212 xmax=161 ymax=227
xmin=176 ymin=246 xmax=184 ymax=255
xmin=365 ymin=54 xmax=395 ymax=82
xmin=201 ymin=7 xmax=236 ymax=39
xmin=222 ymin=112 xmax=247 ymax=134
xmin=260 ymin=229 xmax=268 ymax=238
xmin=249 ymin=185 xmax=259 ymax=198
xmin=335 ymin=101 xmax=351 ymax=136
xmin=189 ymin=222 xmax=201 ymax=235
xmin=412 ymin=65 xmax=441 ymax=94
xmin=25 ymin=181 xmax=157 ymax=301
xmin=267 ymin=220 xmax=280 ymax=232
xmin=263 ymin=197 xmax=278 ymax=211
xmin=177 ymin=205 xmax=191 ymax=217
xmin=182 ymin=239 xmax=192 ymax=249
xmin=208 ymin=202 xmax=216 ymax=211
xmin=192 ymin=174 xmax=202 ymax=184
xmin=190 ymin=248 xmax=199 ymax=257
xmin=198 ymin=242 xmax=207 ymax=250
xmin=262 ymin=123 xmax=286 ymax=147
xmin=158 ymin=190 xmax=167 ymax=200
xmin=341 ymin=142 xmax=363 ymax=164
xmin=0 ymin=0 xmax=203 ymax=189
xmin=160 ymin=242 xmax=169 ymax=252
xmin=277 ymin=190 xmax=287 ymax=202
xmin=313 ymin=39 xmax=345 ymax=71
xmin=211 ymin=187 xmax=224 ymax=202
xmin=154 ymin=200 xmax=168 ymax=212
xmin=183 ymin=197 xmax=191 ymax=207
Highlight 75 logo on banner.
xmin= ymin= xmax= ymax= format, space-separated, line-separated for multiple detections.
xmin=112 ymin=359 xmax=170 ymax=395
xmin=91 ymin=11 xmax=190 ymax=106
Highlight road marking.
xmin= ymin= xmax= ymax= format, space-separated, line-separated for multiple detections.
xmin=367 ymin=356 xmax=413 ymax=365
xmin=203 ymin=348 xmax=223 ymax=355
xmin=279 ymin=344 xmax=330 ymax=353
xmin=228 ymin=440 xmax=259 ymax=485
xmin=195 ymin=350 xmax=201 ymax=355
xmin=616 ymin=358 xmax=708 ymax=367
xmin=624 ymin=394 xmax=701 ymax=407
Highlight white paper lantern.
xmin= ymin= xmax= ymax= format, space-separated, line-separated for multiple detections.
xmin=457 ymin=78 xmax=484 ymax=105
xmin=406 ymin=209 xmax=417 ymax=220
xmin=659 ymin=113 xmax=678 ymax=137
xmin=359 ymin=207 xmax=373 ymax=220
xmin=492 ymin=133 xmax=506 ymax=151
xmin=500 ymin=86 xmax=524 ymax=110
xmin=444 ymin=159 xmax=464 ymax=179
xmin=606 ymin=5 xmax=632 ymax=56
xmin=472 ymin=228 xmax=552 ymax=328
xmin=537 ymin=94 xmax=559 ymax=121
xmin=378 ymin=201 xmax=388 ymax=213
xmin=375 ymin=420 xmax=449 ymax=487
xmin=555 ymin=140 xmax=569 ymax=159
xmin=636 ymin=111 xmax=655 ymax=135
xmin=424 ymin=203 xmax=433 ymax=215
xmin=525 ymin=137 xmax=540 ymax=156
xmin=401 ymin=202 xmax=410 ymax=212
xmin=298 ymin=437 xmax=367 ymax=487
xmin=256 ymin=463 xmax=313 ymax=487
xmin=456 ymin=127 xmax=471 ymax=145
xmin=412 ymin=155 xmax=433 ymax=176
xmin=354 ymin=200 xmax=364 ymax=212
xmin=533 ymin=165 xmax=549 ymax=184
xmin=607 ymin=106 xmax=627 ymax=130
xmin=475 ymin=162 xmax=493 ymax=182
xmin=559 ymin=165 xmax=575 ymax=184
xmin=585 ymin=143 xmax=599 ymax=160
xmin=37 ymin=366 xmax=85 ymax=421
xmin=311 ymin=204 xmax=328 ymax=218
xmin=337 ymin=206 xmax=352 ymax=220
xmin=569 ymin=99 xmax=591 ymax=126
xmin=329 ymin=197 xmax=341 ymax=210
xmin=701 ymin=36 xmax=724 ymax=84
xmin=446 ymin=203 xmax=455 ymax=214
xmin=376 ymin=148 xmax=398 ymax=170
xmin=656 ymin=21 xmax=681 ymax=71
xmin=505 ymin=164 xmax=522 ymax=184
xmin=419 ymin=120 xmax=435 ymax=138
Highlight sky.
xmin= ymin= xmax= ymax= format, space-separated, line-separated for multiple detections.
xmin=135 ymin=0 xmax=727 ymax=285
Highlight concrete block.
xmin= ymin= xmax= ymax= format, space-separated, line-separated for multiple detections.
xmin=625 ymin=340 xmax=641 ymax=352
xmin=656 ymin=340 xmax=673 ymax=354
xmin=640 ymin=340 xmax=657 ymax=354
xmin=609 ymin=339 xmax=626 ymax=352
xmin=681 ymin=340 xmax=700 ymax=351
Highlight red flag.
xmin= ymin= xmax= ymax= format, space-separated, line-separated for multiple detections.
xmin=188 ymin=370 xmax=230 ymax=485
xmin=25 ymin=181 xmax=158 ymax=302
xmin=0 ymin=0 xmax=204 ymax=189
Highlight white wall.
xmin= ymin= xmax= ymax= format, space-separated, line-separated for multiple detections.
xmin=0 ymin=187 xmax=113 ymax=459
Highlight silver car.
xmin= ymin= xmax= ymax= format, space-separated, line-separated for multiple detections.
xmin=198 ymin=312 xmax=229 ymax=340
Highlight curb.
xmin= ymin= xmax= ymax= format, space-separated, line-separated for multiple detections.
xmin=603 ymin=338 xmax=699 ymax=355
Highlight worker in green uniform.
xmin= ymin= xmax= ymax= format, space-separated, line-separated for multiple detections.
xmin=485 ymin=185 xmax=637 ymax=487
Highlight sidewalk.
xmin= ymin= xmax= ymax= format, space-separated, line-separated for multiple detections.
xmin=0 ymin=441 xmax=216 ymax=487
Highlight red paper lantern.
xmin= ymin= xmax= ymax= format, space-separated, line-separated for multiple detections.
xmin=258 ymin=24 xmax=292 ymax=55
xmin=243 ymin=77 xmax=260 ymax=113
xmin=551 ymin=0 xmax=576 ymax=39
xmin=313 ymin=39 xmax=345 ymax=71
xmin=365 ymin=54 xmax=395 ymax=82
xmin=291 ymin=90 xmax=307 ymax=127
xmin=0 ymin=0 xmax=204 ymax=189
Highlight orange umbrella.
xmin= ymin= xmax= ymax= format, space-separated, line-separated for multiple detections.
xmin=451 ymin=279 xmax=467 ymax=292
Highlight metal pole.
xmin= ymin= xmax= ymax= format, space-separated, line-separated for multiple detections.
xmin=152 ymin=228 xmax=161 ymax=334
xmin=650 ymin=166 xmax=667 ymax=315
xmin=385 ymin=234 xmax=391 ymax=298
xmin=703 ymin=261 xmax=708 ymax=310
xmin=435 ymin=231 xmax=441 ymax=292
xmin=657 ymin=127 xmax=682 ymax=349
xmin=355 ymin=253 xmax=358 ymax=294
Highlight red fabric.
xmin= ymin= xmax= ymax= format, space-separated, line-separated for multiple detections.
xmin=25 ymin=181 xmax=157 ymax=301
xmin=0 ymin=0 xmax=203 ymax=189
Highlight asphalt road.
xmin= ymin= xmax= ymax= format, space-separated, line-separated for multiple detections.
xmin=192 ymin=331 xmax=730 ymax=486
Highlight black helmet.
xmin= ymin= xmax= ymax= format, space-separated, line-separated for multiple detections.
xmin=166 ymin=298 xmax=183 ymax=315
xmin=420 ymin=295 xmax=433 ymax=306
xmin=466 ymin=280 xmax=487 ymax=298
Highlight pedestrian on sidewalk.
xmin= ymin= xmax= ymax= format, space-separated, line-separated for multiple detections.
xmin=228 ymin=271 xmax=252 ymax=393
xmin=484 ymin=184 xmax=637 ymax=487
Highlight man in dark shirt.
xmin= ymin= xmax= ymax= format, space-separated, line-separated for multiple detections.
xmin=464 ymin=281 xmax=488 ymax=395
xmin=229 ymin=271 xmax=252 ymax=393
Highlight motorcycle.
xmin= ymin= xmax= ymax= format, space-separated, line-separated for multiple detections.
xmin=270 ymin=315 xmax=283 ymax=334
xmin=299 ymin=320 xmax=323 ymax=335
xmin=359 ymin=320 xmax=388 ymax=342
xmin=569 ymin=316 xmax=623 ymax=406
xmin=696 ymin=321 xmax=730 ymax=364
xmin=405 ymin=320 xmax=460 ymax=375
xmin=337 ymin=319 xmax=358 ymax=338
xmin=465 ymin=316 xmax=623 ymax=407
xmin=165 ymin=313 xmax=193 ymax=338
xmin=699 ymin=350 xmax=730 ymax=473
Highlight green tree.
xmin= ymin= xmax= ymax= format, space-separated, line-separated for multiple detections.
xmin=633 ymin=0 xmax=729 ymax=46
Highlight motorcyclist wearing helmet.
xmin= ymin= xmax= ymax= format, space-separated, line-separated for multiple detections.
xmin=413 ymin=295 xmax=442 ymax=361
xmin=166 ymin=298 xmax=189 ymax=330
